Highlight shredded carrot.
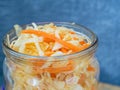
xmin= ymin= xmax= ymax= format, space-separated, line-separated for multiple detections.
xmin=60 ymin=48 xmax=68 ymax=53
xmin=73 ymin=37 xmax=79 ymax=40
xmin=87 ymin=65 xmax=95 ymax=72
xmin=79 ymin=74 xmax=86 ymax=86
xmin=43 ymin=65 xmax=73 ymax=73
xmin=69 ymin=31 xmax=75 ymax=34
xmin=44 ymin=51 xmax=54 ymax=56
xmin=35 ymin=60 xmax=75 ymax=74
xmin=44 ymin=37 xmax=54 ymax=43
xmin=51 ymin=73 xmax=56 ymax=78
xmin=60 ymin=38 xmax=88 ymax=51
xmin=21 ymin=29 xmax=55 ymax=39
xmin=30 ymin=59 xmax=46 ymax=66
xmin=33 ymin=61 xmax=46 ymax=66
xmin=75 ymin=43 xmax=90 ymax=53
xmin=45 ymin=60 xmax=74 ymax=73
xmin=79 ymin=40 xmax=86 ymax=45
xmin=21 ymin=29 xmax=90 ymax=52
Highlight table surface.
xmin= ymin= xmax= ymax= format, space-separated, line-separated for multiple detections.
xmin=99 ymin=83 xmax=120 ymax=90
xmin=0 ymin=83 xmax=120 ymax=90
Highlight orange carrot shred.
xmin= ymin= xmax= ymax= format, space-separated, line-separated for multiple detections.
xmin=80 ymin=40 xmax=86 ymax=45
xmin=30 ymin=59 xmax=46 ymax=66
xmin=32 ymin=61 xmax=46 ymax=66
xmin=73 ymin=37 xmax=79 ymax=40
xmin=44 ymin=37 xmax=54 ymax=43
xmin=51 ymin=73 xmax=56 ymax=78
xmin=60 ymin=48 xmax=68 ymax=53
xmin=69 ymin=31 xmax=75 ymax=34
xmin=35 ymin=60 xmax=75 ymax=74
xmin=87 ymin=65 xmax=95 ymax=72
xmin=46 ymin=60 xmax=74 ymax=73
xmin=78 ymin=74 xmax=86 ymax=86
xmin=45 ymin=51 xmax=54 ymax=56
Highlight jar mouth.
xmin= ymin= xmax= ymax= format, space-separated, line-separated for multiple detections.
xmin=2 ymin=22 xmax=98 ymax=60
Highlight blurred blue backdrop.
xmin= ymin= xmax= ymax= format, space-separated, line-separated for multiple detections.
xmin=0 ymin=0 xmax=120 ymax=86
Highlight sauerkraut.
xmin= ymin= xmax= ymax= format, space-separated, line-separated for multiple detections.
xmin=6 ymin=23 xmax=98 ymax=90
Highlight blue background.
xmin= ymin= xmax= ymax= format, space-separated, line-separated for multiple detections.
xmin=0 ymin=0 xmax=120 ymax=86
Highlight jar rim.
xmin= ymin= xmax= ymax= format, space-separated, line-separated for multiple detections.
xmin=2 ymin=22 xmax=98 ymax=60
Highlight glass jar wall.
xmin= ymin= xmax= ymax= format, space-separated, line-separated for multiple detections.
xmin=2 ymin=22 xmax=99 ymax=90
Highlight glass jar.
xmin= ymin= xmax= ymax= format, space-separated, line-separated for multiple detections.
xmin=2 ymin=22 xmax=99 ymax=90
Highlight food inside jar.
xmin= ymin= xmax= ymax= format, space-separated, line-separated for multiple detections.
xmin=7 ymin=23 xmax=97 ymax=90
